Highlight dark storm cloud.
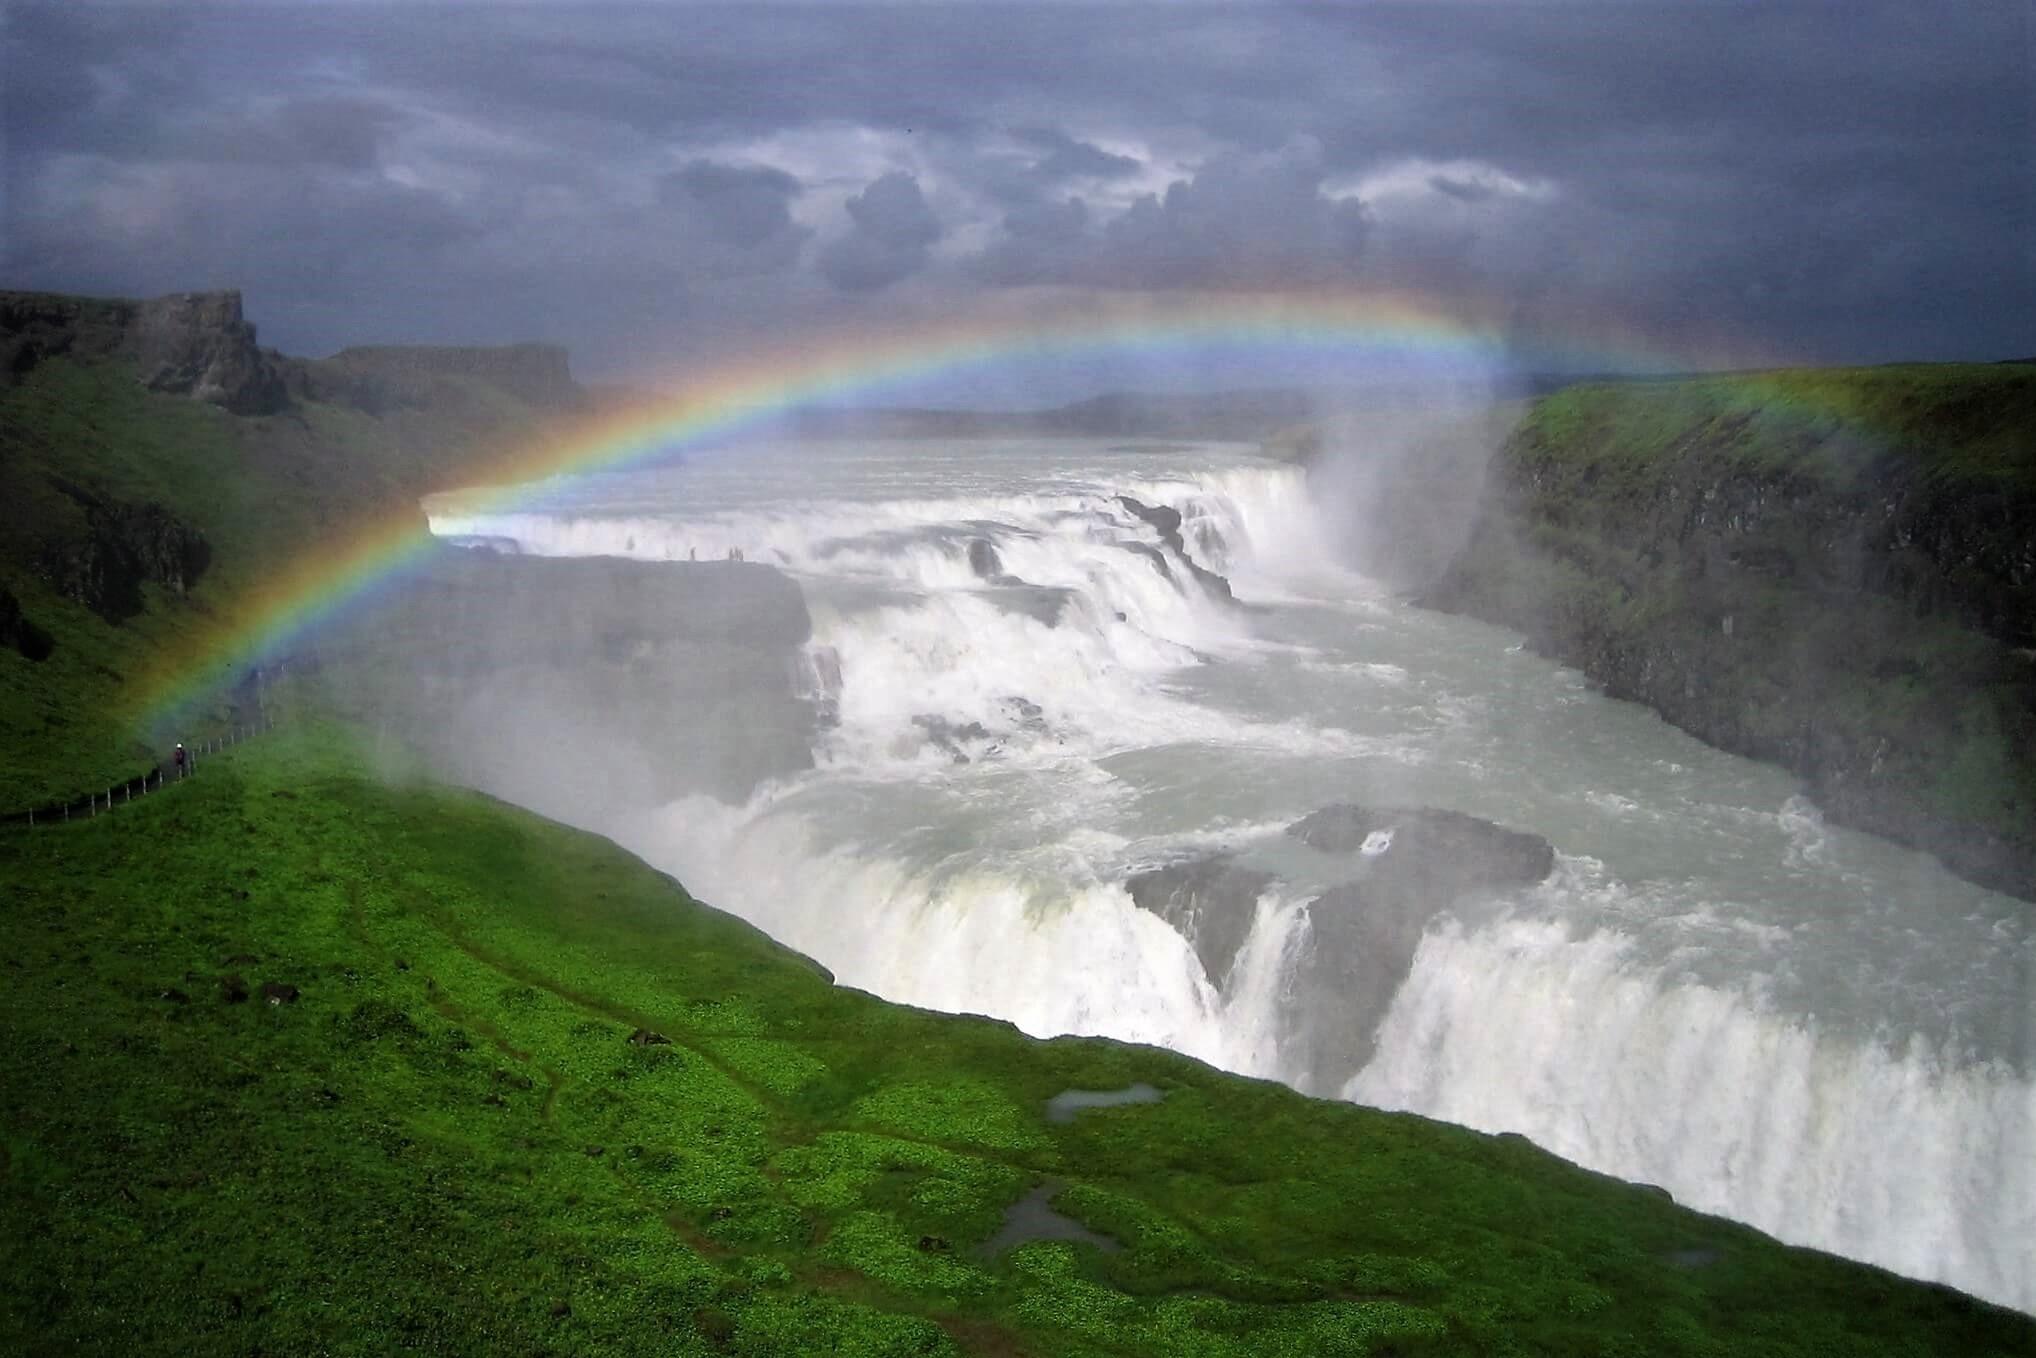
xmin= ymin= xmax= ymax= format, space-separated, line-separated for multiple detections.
xmin=1010 ymin=127 xmax=1141 ymax=184
xmin=976 ymin=150 xmax=1370 ymax=289
xmin=2 ymin=2 xmax=2028 ymax=378
xmin=818 ymin=172 xmax=942 ymax=291
xmin=657 ymin=160 xmax=812 ymax=275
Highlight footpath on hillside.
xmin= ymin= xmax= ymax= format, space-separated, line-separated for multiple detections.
xmin=2 ymin=714 xmax=276 ymax=827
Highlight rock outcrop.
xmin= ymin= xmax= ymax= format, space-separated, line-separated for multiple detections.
xmin=1124 ymin=857 xmax=1276 ymax=989
xmin=1424 ymin=367 xmax=2036 ymax=899
xmin=1114 ymin=494 xmax=1235 ymax=603
xmin=131 ymin=291 xmax=287 ymax=414
xmin=1287 ymin=804 xmax=1556 ymax=894
xmin=314 ymin=548 xmax=817 ymax=814
xmin=0 ymin=587 xmax=54 ymax=661
xmin=1 ymin=292 xmax=128 ymax=380
xmin=1 ymin=288 xmax=287 ymax=414
xmin=1125 ymin=805 xmax=1554 ymax=1092
xmin=35 ymin=480 xmax=211 ymax=621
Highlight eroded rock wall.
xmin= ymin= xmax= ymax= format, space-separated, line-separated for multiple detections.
xmin=1425 ymin=368 xmax=2036 ymax=898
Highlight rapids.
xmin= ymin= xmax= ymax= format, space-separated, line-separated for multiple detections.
xmin=427 ymin=435 xmax=2035 ymax=1313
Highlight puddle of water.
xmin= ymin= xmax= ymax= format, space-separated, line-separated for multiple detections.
xmin=978 ymin=1180 xmax=1121 ymax=1256
xmin=1045 ymin=1082 xmax=1164 ymax=1124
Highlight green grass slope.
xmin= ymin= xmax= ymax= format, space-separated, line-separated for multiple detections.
xmin=0 ymin=353 xmax=568 ymax=806
xmin=4 ymin=723 xmax=2028 ymax=1356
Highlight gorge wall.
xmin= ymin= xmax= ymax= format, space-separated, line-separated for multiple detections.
xmin=1421 ymin=365 xmax=2036 ymax=899
xmin=1 ymin=289 xmax=287 ymax=414
xmin=313 ymin=547 xmax=818 ymax=823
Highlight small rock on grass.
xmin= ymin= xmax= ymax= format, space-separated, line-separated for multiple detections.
xmin=218 ymin=974 xmax=249 ymax=1003
xmin=259 ymin=981 xmax=299 ymax=1005
xmin=627 ymin=1027 xmax=671 ymax=1047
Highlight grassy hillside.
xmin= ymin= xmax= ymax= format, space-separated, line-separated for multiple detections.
xmin=0 ymin=352 xmax=571 ymax=807
xmin=4 ymin=722 xmax=2028 ymax=1355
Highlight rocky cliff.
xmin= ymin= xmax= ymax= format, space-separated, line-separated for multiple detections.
xmin=1425 ymin=365 xmax=2036 ymax=899
xmin=0 ymin=288 xmax=287 ymax=414
xmin=131 ymin=291 xmax=288 ymax=413
xmin=33 ymin=479 xmax=211 ymax=622
xmin=314 ymin=547 xmax=816 ymax=817
xmin=1 ymin=289 xmax=584 ymax=419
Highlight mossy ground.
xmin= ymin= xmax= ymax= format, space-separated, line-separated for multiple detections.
xmin=3 ymin=723 xmax=2030 ymax=1355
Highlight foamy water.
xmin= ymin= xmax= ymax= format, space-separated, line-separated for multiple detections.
xmin=430 ymin=435 xmax=2035 ymax=1312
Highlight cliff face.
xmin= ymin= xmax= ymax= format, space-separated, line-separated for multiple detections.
xmin=1 ymin=288 xmax=288 ymax=414
xmin=315 ymin=548 xmax=816 ymax=816
xmin=34 ymin=480 xmax=211 ymax=621
xmin=130 ymin=291 xmax=288 ymax=413
xmin=1426 ymin=366 xmax=2036 ymax=899
xmin=1 ymin=289 xmax=586 ymax=420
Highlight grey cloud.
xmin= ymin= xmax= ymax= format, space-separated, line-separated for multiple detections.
xmin=1011 ymin=127 xmax=1140 ymax=182
xmin=175 ymin=96 xmax=408 ymax=171
xmin=974 ymin=197 xmax=1093 ymax=286
xmin=818 ymin=172 xmax=942 ymax=292
xmin=657 ymin=160 xmax=811 ymax=272
xmin=2 ymin=2 xmax=2028 ymax=376
xmin=973 ymin=153 xmax=1371 ymax=290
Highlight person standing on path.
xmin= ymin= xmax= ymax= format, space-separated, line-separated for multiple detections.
xmin=173 ymin=743 xmax=187 ymax=779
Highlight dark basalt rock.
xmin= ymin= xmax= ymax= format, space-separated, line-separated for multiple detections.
xmin=1286 ymin=804 xmax=1555 ymax=899
xmin=1122 ymin=807 xmax=1553 ymax=1094
xmin=967 ymin=538 xmax=1003 ymax=580
xmin=1124 ymin=856 xmax=1276 ymax=989
xmin=1280 ymin=807 xmax=1550 ymax=1089
xmin=259 ymin=981 xmax=300 ymax=1006
xmin=912 ymin=714 xmax=993 ymax=765
xmin=1124 ymin=541 xmax=1176 ymax=584
xmin=1115 ymin=495 xmax=1235 ymax=603
xmin=627 ymin=1028 xmax=671 ymax=1047
xmin=35 ymin=479 xmax=210 ymax=622
xmin=1426 ymin=376 xmax=2036 ymax=899
xmin=218 ymin=974 xmax=250 ymax=1004
xmin=0 ymin=587 xmax=53 ymax=661
xmin=1281 ymin=879 xmax=1455 ymax=1091
xmin=1115 ymin=495 xmax=1185 ymax=545
xmin=132 ymin=291 xmax=288 ymax=414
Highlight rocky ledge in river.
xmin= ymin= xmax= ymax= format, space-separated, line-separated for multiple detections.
xmin=1126 ymin=804 xmax=1555 ymax=1094
xmin=1285 ymin=803 xmax=1555 ymax=899
xmin=1114 ymin=495 xmax=1236 ymax=603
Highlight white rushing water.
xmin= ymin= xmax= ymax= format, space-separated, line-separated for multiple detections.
xmin=428 ymin=435 xmax=2036 ymax=1313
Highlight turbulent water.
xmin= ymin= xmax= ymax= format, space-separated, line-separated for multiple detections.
xmin=428 ymin=435 xmax=2036 ymax=1313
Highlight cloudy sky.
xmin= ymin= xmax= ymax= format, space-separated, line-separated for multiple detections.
xmin=4 ymin=1 xmax=2030 ymax=398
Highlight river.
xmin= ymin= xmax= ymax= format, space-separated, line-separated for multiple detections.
xmin=427 ymin=434 xmax=2034 ymax=1313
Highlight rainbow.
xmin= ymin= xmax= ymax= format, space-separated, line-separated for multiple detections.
xmin=128 ymin=288 xmax=1711 ymax=726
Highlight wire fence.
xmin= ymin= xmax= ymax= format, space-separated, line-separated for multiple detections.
xmin=3 ymin=712 xmax=278 ymax=828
